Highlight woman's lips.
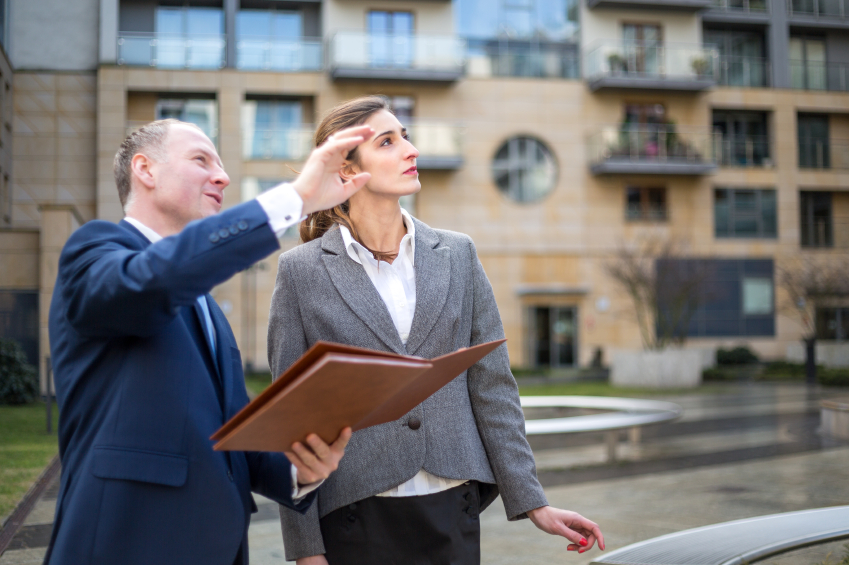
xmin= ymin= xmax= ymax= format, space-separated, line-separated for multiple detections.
xmin=403 ymin=166 xmax=418 ymax=175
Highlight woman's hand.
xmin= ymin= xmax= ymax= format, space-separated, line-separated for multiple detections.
xmin=527 ymin=506 xmax=605 ymax=554
xmin=286 ymin=427 xmax=352 ymax=485
xmin=292 ymin=125 xmax=374 ymax=215
xmin=296 ymin=555 xmax=328 ymax=565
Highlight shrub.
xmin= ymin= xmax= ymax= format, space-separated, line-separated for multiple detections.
xmin=819 ymin=367 xmax=849 ymax=387
xmin=0 ymin=338 xmax=39 ymax=405
xmin=702 ymin=367 xmax=737 ymax=381
xmin=717 ymin=346 xmax=759 ymax=365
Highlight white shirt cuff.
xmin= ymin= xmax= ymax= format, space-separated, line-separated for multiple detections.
xmin=255 ymin=183 xmax=305 ymax=238
xmin=291 ymin=464 xmax=324 ymax=500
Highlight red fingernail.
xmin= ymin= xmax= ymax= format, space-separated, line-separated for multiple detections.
xmin=580 ymin=538 xmax=588 ymax=546
xmin=579 ymin=549 xmax=585 ymax=554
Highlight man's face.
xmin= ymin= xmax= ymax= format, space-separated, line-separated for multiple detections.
xmin=149 ymin=124 xmax=230 ymax=230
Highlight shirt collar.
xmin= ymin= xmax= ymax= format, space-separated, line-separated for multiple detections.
xmin=339 ymin=208 xmax=416 ymax=266
xmin=124 ymin=216 xmax=163 ymax=244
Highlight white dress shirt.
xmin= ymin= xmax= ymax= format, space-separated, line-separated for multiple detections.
xmin=339 ymin=209 xmax=469 ymax=498
xmin=124 ymin=182 xmax=318 ymax=500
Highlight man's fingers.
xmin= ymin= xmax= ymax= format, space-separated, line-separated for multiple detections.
xmin=331 ymin=427 xmax=353 ymax=451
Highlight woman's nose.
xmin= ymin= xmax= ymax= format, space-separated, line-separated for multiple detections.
xmin=404 ymin=138 xmax=419 ymax=160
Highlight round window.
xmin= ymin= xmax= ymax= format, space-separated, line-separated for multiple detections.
xmin=491 ymin=136 xmax=558 ymax=203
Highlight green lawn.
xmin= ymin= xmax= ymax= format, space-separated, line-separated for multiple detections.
xmin=245 ymin=373 xmax=273 ymax=397
xmin=0 ymin=402 xmax=60 ymax=523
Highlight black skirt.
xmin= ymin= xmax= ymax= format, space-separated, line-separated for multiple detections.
xmin=320 ymin=481 xmax=482 ymax=565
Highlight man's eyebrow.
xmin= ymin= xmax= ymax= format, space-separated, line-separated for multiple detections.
xmin=189 ymin=146 xmax=223 ymax=167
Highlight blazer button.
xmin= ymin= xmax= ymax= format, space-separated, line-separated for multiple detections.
xmin=407 ymin=418 xmax=421 ymax=430
xmin=209 ymin=233 xmax=220 ymax=243
xmin=237 ymin=220 xmax=249 ymax=231
xmin=229 ymin=225 xmax=239 ymax=235
xmin=227 ymin=470 xmax=234 ymax=482
xmin=218 ymin=228 xmax=230 ymax=239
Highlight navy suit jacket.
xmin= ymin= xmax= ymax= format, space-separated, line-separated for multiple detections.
xmin=45 ymin=201 xmax=313 ymax=565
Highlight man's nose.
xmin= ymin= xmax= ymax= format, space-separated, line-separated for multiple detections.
xmin=211 ymin=164 xmax=230 ymax=188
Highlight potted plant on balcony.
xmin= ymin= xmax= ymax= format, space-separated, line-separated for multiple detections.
xmin=691 ymin=56 xmax=712 ymax=77
xmin=608 ymin=52 xmax=626 ymax=75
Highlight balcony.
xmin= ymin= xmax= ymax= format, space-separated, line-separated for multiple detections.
xmin=799 ymin=139 xmax=849 ymax=170
xmin=787 ymin=0 xmax=849 ymax=25
xmin=241 ymin=122 xmax=464 ymax=169
xmin=588 ymin=126 xmax=718 ymax=175
xmin=716 ymin=135 xmax=773 ymax=167
xmin=236 ymin=37 xmax=322 ymax=72
xmin=407 ymin=122 xmax=464 ymax=170
xmin=327 ymin=32 xmax=465 ymax=82
xmin=584 ymin=42 xmax=718 ymax=92
xmin=716 ymin=56 xmax=770 ymax=87
xmin=466 ymin=39 xmax=580 ymax=79
xmin=791 ymin=61 xmax=849 ymax=92
xmin=117 ymin=33 xmax=225 ymax=69
xmin=243 ymin=127 xmax=314 ymax=161
xmin=587 ymin=0 xmax=711 ymax=11
xmin=703 ymin=0 xmax=770 ymax=22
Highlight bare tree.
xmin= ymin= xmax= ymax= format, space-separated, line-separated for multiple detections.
xmin=604 ymin=238 xmax=713 ymax=351
xmin=777 ymin=254 xmax=849 ymax=339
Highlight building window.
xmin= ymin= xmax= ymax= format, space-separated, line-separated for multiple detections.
xmin=816 ymin=307 xmax=849 ymax=341
xmin=156 ymin=98 xmax=218 ymax=146
xmin=790 ymin=36 xmax=826 ymax=91
xmin=236 ymin=9 xmax=320 ymax=71
xmin=622 ymin=24 xmax=662 ymax=75
xmin=714 ymin=188 xmax=777 ymax=238
xmin=0 ymin=291 xmax=39 ymax=366
xmin=626 ymin=187 xmax=666 ymax=221
xmin=712 ymin=110 xmax=771 ymax=167
xmin=704 ymin=29 xmax=767 ymax=87
xmin=492 ymin=136 xmax=557 ymax=203
xmin=241 ymin=98 xmax=307 ymax=160
xmin=367 ymin=10 xmax=414 ymax=68
xmin=657 ymin=258 xmax=774 ymax=337
xmin=154 ymin=6 xmax=225 ymax=69
xmin=798 ymin=113 xmax=830 ymax=169
xmin=456 ymin=0 xmax=580 ymax=43
xmin=800 ymin=191 xmax=833 ymax=248
xmin=529 ymin=306 xmax=577 ymax=368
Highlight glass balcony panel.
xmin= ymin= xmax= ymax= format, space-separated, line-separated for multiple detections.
xmin=584 ymin=41 xmax=717 ymax=90
xmin=799 ymin=139 xmax=849 ymax=170
xmin=717 ymin=56 xmax=769 ymax=87
xmin=790 ymin=61 xmax=849 ymax=91
xmin=329 ymin=32 xmax=464 ymax=78
xmin=117 ymin=33 xmax=224 ymax=69
xmin=717 ymin=135 xmax=772 ymax=167
xmin=466 ymin=39 xmax=579 ymax=79
xmin=118 ymin=36 xmax=154 ymax=66
xmin=244 ymin=127 xmax=313 ymax=161
xmin=588 ymin=125 xmax=718 ymax=174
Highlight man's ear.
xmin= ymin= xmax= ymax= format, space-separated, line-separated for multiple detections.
xmin=130 ymin=153 xmax=156 ymax=192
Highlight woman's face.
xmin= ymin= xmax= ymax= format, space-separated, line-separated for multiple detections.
xmin=345 ymin=109 xmax=420 ymax=199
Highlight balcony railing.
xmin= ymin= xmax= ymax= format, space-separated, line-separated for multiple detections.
xmin=236 ymin=37 xmax=322 ymax=71
xmin=798 ymin=138 xmax=849 ymax=170
xmin=406 ymin=121 xmax=464 ymax=169
xmin=466 ymin=39 xmax=580 ymax=79
xmin=711 ymin=0 xmax=769 ymax=11
xmin=327 ymin=32 xmax=465 ymax=81
xmin=788 ymin=0 xmax=849 ymax=17
xmin=117 ymin=32 xmax=225 ymax=69
xmin=716 ymin=135 xmax=773 ymax=167
xmin=243 ymin=127 xmax=314 ymax=161
xmin=242 ymin=121 xmax=464 ymax=169
xmin=584 ymin=41 xmax=718 ymax=92
xmin=588 ymin=126 xmax=718 ymax=175
xmin=716 ymin=55 xmax=770 ymax=87
xmin=790 ymin=60 xmax=849 ymax=92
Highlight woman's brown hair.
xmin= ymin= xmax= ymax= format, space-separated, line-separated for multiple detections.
xmin=299 ymin=95 xmax=395 ymax=257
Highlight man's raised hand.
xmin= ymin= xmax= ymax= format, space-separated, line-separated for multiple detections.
xmin=292 ymin=125 xmax=374 ymax=215
xmin=285 ymin=427 xmax=352 ymax=486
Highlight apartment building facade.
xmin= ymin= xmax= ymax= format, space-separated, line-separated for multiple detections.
xmin=0 ymin=0 xmax=847 ymax=383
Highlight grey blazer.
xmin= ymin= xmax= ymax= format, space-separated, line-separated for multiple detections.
xmin=268 ymin=218 xmax=548 ymax=560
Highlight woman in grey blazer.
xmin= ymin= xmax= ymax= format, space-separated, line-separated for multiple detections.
xmin=268 ymin=96 xmax=604 ymax=565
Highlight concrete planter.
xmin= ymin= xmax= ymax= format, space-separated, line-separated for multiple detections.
xmin=786 ymin=342 xmax=849 ymax=368
xmin=821 ymin=399 xmax=849 ymax=440
xmin=611 ymin=348 xmax=703 ymax=388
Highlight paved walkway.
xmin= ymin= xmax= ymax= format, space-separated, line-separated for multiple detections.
xmin=3 ymin=383 xmax=848 ymax=564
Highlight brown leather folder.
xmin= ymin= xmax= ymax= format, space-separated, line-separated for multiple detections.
xmin=211 ymin=339 xmax=506 ymax=452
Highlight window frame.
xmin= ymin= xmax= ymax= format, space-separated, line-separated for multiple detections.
xmin=625 ymin=186 xmax=667 ymax=222
xmin=491 ymin=135 xmax=558 ymax=204
xmin=714 ymin=187 xmax=777 ymax=239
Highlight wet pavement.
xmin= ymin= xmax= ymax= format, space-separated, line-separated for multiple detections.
xmin=3 ymin=383 xmax=848 ymax=564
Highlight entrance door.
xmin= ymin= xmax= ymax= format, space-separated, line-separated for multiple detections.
xmin=531 ymin=306 xmax=577 ymax=368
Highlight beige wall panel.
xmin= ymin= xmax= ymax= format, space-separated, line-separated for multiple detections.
xmin=580 ymin=5 xmax=701 ymax=49
xmin=126 ymin=92 xmax=158 ymax=123
xmin=0 ymin=231 xmax=39 ymax=288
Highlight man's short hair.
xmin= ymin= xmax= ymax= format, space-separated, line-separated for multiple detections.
xmin=113 ymin=119 xmax=202 ymax=209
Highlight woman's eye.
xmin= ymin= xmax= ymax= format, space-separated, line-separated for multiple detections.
xmin=402 ymin=134 xmax=410 ymax=141
xmin=381 ymin=138 xmax=391 ymax=146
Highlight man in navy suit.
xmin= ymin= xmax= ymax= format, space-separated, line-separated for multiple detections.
xmin=45 ymin=119 xmax=374 ymax=565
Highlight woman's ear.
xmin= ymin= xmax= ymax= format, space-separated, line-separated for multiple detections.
xmin=339 ymin=161 xmax=360 ymax=182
